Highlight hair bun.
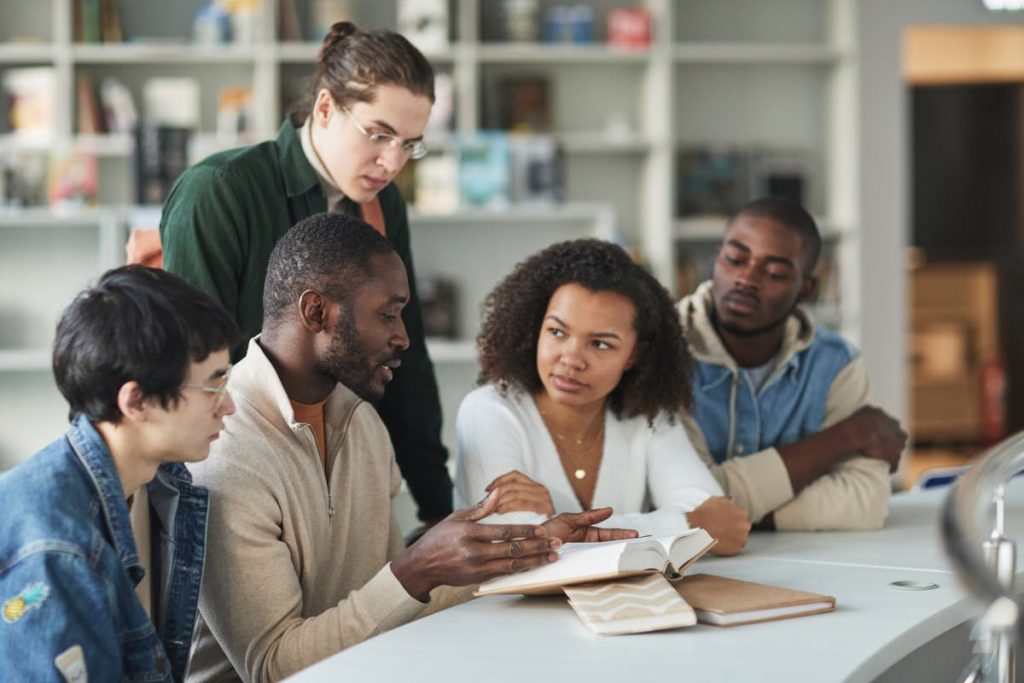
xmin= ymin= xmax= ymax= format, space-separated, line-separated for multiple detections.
xmin=324 ymin=20 xmax=357 ymax=47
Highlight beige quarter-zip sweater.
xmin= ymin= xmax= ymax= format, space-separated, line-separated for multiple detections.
xmin=186 ymin=338 xmax=466 ymax=682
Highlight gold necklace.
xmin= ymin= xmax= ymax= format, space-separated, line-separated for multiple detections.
xmin=538 ymin=405 xmax=605 ymax=481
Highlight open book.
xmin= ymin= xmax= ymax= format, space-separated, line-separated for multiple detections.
xmin=675 ymin=574 xmax=836 ymax=627
xmin=475 ymin=528 xmax=716 ymax=596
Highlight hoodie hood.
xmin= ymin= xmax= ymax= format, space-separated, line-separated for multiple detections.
xmin=678 ymin=281 xmax=817 ymax=373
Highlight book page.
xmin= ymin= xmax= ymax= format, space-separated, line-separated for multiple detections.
xmin=477 ymin=536 xmax=665 ymax=595
xmin=666 ymin=528 xmax=715 ymax=576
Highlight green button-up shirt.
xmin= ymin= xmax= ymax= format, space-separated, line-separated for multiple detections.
xmin=160 ymin=120 xmax=452 ymax=520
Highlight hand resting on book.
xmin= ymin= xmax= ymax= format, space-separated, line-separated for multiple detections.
xmin=390 ymin=491 xmax=637 ymax=601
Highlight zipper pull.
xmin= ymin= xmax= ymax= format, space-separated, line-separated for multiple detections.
xmin=328 ymin=502 xmax=335 ymax=519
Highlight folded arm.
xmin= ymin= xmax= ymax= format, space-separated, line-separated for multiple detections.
xmin=685 ymin=357 xmax=904 ymax=530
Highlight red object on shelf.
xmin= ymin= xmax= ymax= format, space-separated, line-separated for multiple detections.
xmin=979 ymin=358 xmax=1008 ymax=445
xmin=606 ymin=6 xmax=650 ymax=49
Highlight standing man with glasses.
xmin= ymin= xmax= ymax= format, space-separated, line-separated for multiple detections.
xmin=0 ymin=266 xmax=237 ymax=682
xmin=160 ymin=22 xmax=452 ymax=536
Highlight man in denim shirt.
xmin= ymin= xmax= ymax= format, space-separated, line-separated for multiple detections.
xmin=0 ymin=266 xmax=237 ymax=681
xmin=679 ymin=197 xmax=907 ymax=531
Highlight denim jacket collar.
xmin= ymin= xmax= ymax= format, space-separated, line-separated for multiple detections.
xmin=66 ymin=414 xmax=142 ymax=582
xmin=679 ymin=281 xmax=815 ymax=390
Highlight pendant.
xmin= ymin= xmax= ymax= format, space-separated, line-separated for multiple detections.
xmin=574 ymin=468 xmax=586 ymax=480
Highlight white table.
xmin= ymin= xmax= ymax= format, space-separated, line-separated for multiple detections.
xmin=286 ymin=487 xmax=1024 ymax=683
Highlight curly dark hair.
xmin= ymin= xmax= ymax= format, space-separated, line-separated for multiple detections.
xmin=477 ymin=239 xmax=693 ymax=423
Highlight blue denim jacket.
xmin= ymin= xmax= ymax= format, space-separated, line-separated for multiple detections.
xmin=680 ymin=283 xmax=859 ymax=464
xmin=0 ymin=415 xmax=208 ymax=682
xmin=691 ymin=325 xmax=857 ymax=464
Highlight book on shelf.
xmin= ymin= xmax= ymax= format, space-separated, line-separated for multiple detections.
xmin=101 ymin=0 xmax=124 ymax=43
xmin=2 ymin=67 xmax=56 ymax=141
xmin=544 ymin=4 xmax=594 ymax=44
xmin=564 ymin=573 xmax=696 ymax=635
xmin=507 ymin=134 xmax=562 ymax=205
xmin=74 ymin=0 xmax=123 ymax=43
xmin=312 ymin=0 xmax=355 ymax=42
xmin=99 ymin=76 xmax=138 ymax=134
xmin=457 ymin=132 xmax=510 ymax=209
xmin=48 ymin=150 xmax=99 ymax=207
xmin=417 ymin=275 xmax=459 ymax=339
xmin=424 ymin=72 xmax=454 ymax=137
xmin=1 ymin=152 xmax=49 ymax=208
xmin=397 ymin=0 xmax=449 ymax=53
xmin=134 ymin=124 xmax=192 ymax=205
xmin=143 ymin=78 xmax=200 ymax=130
xmin=676 ymin=147 xmax=748 ymax=218
xmin=674 ymin=574 xmax=836 ymax=627
xmin=476 ymin=528 xmax=716 ymax=597
xmin=278 ymin=0 xmax=301 ymax=42
xmin=484 ymin=76 xmax=552 ymax=133
xmin=216 ymin=86 xmax=255 ymax=141
xmin=414 ymin=153 xmax=459 ymax=214
xmin=76 ymin=75 xmax=104 ymax=135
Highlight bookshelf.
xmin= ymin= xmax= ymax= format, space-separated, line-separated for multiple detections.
xmin=0 ymin=0 xmax=861 ymax=480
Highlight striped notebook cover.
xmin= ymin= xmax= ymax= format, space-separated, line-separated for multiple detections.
xmin=563 ymin=573 xmax=697 ymax=635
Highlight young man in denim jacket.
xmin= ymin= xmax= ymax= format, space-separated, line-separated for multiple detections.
xmin=0 ymin=266 xmax=237 ymax=681
xmin=679 ymin=197 xmax=907 ymax=531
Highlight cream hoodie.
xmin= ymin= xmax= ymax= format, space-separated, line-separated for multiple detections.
xmin=678 ymin=282 xmax=891 ymax=531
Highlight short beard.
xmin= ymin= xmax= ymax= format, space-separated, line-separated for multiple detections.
xmin=313 ymin=303 xmax=382 ymax=403
xmin=711 ymin=304 xmax=794 ymax=338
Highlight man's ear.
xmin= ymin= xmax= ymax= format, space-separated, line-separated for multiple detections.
xmin=116 ymin=381 xmax=149 ymax=423
xmin=798 ymin=275 xmax=819 ymax=303
xmin=298 ymin=290 xmax=328 ymax=333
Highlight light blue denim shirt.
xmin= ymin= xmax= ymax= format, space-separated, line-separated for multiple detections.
xmin=678 ymin=282 xmax=891 ymax=530
xmin=0 ymin=414 xmax=208 ymax=682
xmin=692 ymin=322 xmax=857 ymax=465
xmin=680 ymin=282 xmax=858 ymax=464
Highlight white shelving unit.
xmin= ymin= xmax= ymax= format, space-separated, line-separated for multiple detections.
xmin=0 ymin=0 xmax=861 ymax=471
xmin=0 ymin=207 xmax=126 ymax=468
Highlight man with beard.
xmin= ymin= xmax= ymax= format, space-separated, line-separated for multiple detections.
xmin=677 ymin=197 xmax=907 ymax=531
xmin=186 ymin=213 xmax=635 ymax=682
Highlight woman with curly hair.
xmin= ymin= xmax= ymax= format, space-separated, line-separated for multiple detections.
xmin=454 ymin=239 xmax=749 ymax=554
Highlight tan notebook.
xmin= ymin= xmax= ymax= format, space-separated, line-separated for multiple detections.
xmin=675 ymin=573 xmax=836 ymax=627
xmin=475 ymin=528 xmax=716 ymax=597
xmin=564 ymin=573 xmax=697 ymax=635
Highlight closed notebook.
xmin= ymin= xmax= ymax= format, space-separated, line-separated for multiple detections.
xmin=564 ymin=573 xmax=697 ymax=635
xmin=675 ymin=573 xmax=836 ymax=627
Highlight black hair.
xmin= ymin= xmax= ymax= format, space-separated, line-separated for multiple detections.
xmin=53 ymin=265 xmax=238 ymax=423
xmin=262 ymin=212 xmax=398 ymax=327
xmin=477 ymin=239 xmax=694 ymax=423
xmin=289 ymin=21 xmax=435 ymax=126
xmin=731 ymin=196 xmax=822 ymax=271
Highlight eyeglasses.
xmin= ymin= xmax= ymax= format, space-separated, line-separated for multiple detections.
xmin=341 ymin=106 xmax=429 ymax=160
xmin=182 ymin=364 xmax=232 ymax=412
